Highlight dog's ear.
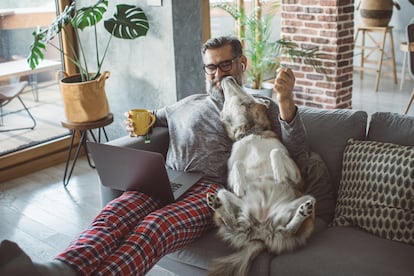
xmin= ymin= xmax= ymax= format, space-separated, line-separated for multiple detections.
xmin=250 ymin=104 xmax=272 ymax=130
xmin=234 ymin=125 xmax=248 ymax=140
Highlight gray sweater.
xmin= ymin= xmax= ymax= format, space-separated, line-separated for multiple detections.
xmin=154 ymin=92 xmax=308 ymax=186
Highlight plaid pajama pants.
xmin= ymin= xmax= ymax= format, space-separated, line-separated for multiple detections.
xmin=55 ymin=181 xmax=220 ymax=276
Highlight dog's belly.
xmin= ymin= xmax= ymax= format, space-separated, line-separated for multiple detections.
xmin=228 ymin=134 xmax=288 ymax=177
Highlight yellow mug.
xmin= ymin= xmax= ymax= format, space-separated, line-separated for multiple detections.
xmin=129 ymin=109 xmax=156 ymax=136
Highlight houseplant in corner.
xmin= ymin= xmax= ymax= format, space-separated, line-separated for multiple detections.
xmin=213 ymin=0 xmax=323 ymax=97
xmin=27 ymin=0 xmax=149 ymax=123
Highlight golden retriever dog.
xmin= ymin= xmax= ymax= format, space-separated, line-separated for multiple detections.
xmin=206 ymin=76 xmax=315 ymax=276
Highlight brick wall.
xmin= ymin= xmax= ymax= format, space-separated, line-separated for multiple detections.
xmin=281 ymin=0 xmax=354 ymax=109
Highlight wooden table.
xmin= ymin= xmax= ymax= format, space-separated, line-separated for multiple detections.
xmin=0 ymin=59 xmax=61 ymax=101
xmin=61 ymin=113 xmax=114 ymax=187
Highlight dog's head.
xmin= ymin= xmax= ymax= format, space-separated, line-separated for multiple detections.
xmin=220 ymin=76 xmax=273 ymax=141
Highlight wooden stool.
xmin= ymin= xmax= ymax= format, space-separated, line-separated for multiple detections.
xmin=61 ymin=113 xmax=113 ymax=186
xmin=399 ymin=42 xmax=414 ymax=90
xmin=354 ymin=26 xmax=397 ymax=92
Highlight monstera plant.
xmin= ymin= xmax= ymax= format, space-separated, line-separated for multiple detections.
xmin=26 ymin=0 xmax=150 ymax=123
xmin=27 ymin=0 xmax=149 ymax=82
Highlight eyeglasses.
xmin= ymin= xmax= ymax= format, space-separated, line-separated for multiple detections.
xmin=203 ymin=56 xmax=240 ymax=75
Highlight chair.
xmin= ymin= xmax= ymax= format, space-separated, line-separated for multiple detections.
xmin=404 ymin=23 xmax=414 ymax=115
xmin=354 ymin=26 xmax=397 ymax=92
xmin=0 ymin=81 xmax=37 ymax=132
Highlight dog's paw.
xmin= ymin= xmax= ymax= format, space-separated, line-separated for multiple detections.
xmin=298 ymin=199 xmax=314 ymax=218
xmin=206 ymin=192 xmax=222 ymax=210
xmin=284 ymin=199 xmax=315 ymax=234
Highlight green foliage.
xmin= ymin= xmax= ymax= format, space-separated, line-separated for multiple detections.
xmin=213 ymin=1 xmax=323 ymax=89
xmin=73 ymin=0 xmax=108 ymax=30
xmin=28 ymin=2 xmax=75 ymax=71
xmin=27 ymin=0 xmax=149 ymax=81
xmin=104 ymin=5 xmax=150 ymax=39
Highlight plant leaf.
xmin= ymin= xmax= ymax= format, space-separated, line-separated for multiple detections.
xmin=43 ymin=1 xmax=75 ymax=42
xmin=212 ymin=3 xmax=241 ymax=20
xmin=27 ymin=1 xmax=75 ymax=69
xmin=27 ymin=35 xmax=46 ymax=70
xmin=104 ymin=5 xmax=149 ymax=39
xmin=72 ymin=0 xmax=108 ymax=31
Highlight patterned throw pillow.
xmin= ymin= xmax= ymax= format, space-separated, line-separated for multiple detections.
xmin=332 ymin=139 xmax=414 ymax=245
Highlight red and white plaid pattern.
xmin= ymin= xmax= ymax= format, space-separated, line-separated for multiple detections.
xmin=55 ymin=182 xmax=220 ymax=276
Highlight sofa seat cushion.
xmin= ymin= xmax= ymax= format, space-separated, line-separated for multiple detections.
xmin=269 ymin=226 xmax=414 ymax=276
xmin=333 ymin=139 xmax=414 ymax=245
xmin=162 ymin=218 xmax=328 ymax=273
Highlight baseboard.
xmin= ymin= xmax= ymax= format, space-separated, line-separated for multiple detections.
xmin=0 ymin=135 xmax=82 ymax=183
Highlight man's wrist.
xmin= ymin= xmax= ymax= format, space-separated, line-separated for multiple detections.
xmin=279 ymin=100 xmax=297 ymax=123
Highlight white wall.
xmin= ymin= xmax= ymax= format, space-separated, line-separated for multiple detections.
xmin=79 ymin=0 xmax=204 ymax=139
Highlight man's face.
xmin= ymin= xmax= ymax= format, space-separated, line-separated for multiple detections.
xmin=203 ymin=44 xmax=245 ymax=96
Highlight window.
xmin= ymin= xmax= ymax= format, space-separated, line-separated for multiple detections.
xmin=0 ymin=0 xmax=71 ymax=182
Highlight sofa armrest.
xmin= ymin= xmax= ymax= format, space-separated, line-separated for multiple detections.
xmin=100 ymin=127 xmax=169 ymax=206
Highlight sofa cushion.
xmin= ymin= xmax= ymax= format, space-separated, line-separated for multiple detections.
xmin=296 ymin=151 xmax=334 ymax=223
xmin=298 ymin=107 xmax=368 ymax=194
xmin=269 ymin=226 xmax=414 ymax=276
xmin=332 ymin=139 xmax=414 ymax=245
xmin=162 ymin=218 xmax=328 ymax=273
xmin=367 ymin=112 xmax=414 ymax=146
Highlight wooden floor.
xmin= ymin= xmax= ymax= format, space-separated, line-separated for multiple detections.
xmin=0 ymin=72 xmax=413 ymax=275
xmin=0 ymin=159 xmax=101 ymax=262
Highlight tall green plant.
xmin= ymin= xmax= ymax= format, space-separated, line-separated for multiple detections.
xmin=27 ymin=0 xmax=149 ymax=82
xmin=213 ymin=1 xmax=323 ymax=89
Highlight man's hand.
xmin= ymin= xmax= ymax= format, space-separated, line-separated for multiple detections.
xmin=124 ymin=111 xmax=137 ymax=137
xmin=273 ymin=67 xmax=297 ymax=123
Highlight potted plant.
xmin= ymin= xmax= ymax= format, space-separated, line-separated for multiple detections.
xmin=213 ymin=0 xmax=323 ymax=97
xmin=27 ymin=0 xmax=149 ymax=123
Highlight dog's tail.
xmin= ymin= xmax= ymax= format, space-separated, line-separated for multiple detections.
xmin=207 ymin=239 xmax=265 ymax=276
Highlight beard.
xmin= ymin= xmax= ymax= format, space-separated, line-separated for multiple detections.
xmin=206 ymin=73 xmax=243 ymax=102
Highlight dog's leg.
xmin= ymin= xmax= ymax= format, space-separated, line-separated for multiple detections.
xmin=207 ymin=190 xmax=243 ymax=228
xmin=270 ymin=148 xmax=301 ymax=185
xmin=217 ymin=189 xmax=243 ymax=215
xmin=283 ymin=196 xmax=315 ymax=234
xmin=228 ymin=160 xmax=248 ymax=197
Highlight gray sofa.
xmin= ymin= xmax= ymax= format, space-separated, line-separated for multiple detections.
xmin=100 ymin=106 xmax=414 ymax=276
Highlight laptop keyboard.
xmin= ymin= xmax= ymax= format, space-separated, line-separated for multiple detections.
xmin=170 ymin=182 xmax=183 ymax=192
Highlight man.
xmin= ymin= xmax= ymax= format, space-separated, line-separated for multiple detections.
xmin=0 ymin=35 xmax=307 ymax=276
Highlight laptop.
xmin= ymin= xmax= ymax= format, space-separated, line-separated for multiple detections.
xmin=87 ymin=142 xmax=203 ymax=206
